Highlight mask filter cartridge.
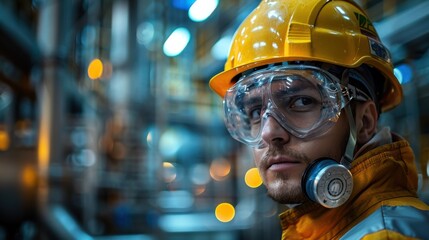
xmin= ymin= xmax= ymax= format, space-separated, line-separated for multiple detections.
xmin=302 ymin=158 xmax=353 ymax=208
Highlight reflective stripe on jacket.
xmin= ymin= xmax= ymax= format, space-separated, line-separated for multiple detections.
xmin=279 ymin=137 xmax=429 ymax=240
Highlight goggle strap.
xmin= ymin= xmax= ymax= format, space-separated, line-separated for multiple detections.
xmin=340 ymin=70 xmax=357 ymax=168
xmin=341 ymin=104 xmax=357 ymax=169
xmin=345 ymin=84 xmax=372 ymax=102
xmin=341 ymin=67 xmax=372 ymax=102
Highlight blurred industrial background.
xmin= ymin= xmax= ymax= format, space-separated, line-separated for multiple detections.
xmin=0 ymin=0 xmax=428 ymax=239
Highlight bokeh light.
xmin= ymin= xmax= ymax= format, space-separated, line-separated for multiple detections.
xmin=244 ymin=167 xmax=263 ymax=188
xmin=209 ymin=158 xmax=231 ymax=181
xmin=21 ymin=165 xmax=37 ymax=188
xmin=88 ymin=58 xmax=103 ymax=80
xmin=0 ymin=130 xmax=10 ymax=151
xmin=163 ymin=27 xmax=190 ymax=57
xmin=211 ymin=35 xmax=232 ymax=60
xmin=215 ymin=202 xmax=235 ymax=223
xmin=194 ymin=185 xmax=206 ymax=195
xmin=394 ymin=63 xmax=413 ymax=84
xmin=188 ymin=0 xmax=219 ymax=22
xmin=159 ymin=128 xmax=185 ymax=158
xmin=163 ymin=162 xmax=177 ymax=183
xmin=190 ymin=163 xmax=210 ymax=185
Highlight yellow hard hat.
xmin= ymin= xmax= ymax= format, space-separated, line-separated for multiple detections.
xmin=209 ymin=0 xmax=403 ymax=112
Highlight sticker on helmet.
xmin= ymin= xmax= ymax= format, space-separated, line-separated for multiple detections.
xmin=369 ymin=38 xmax=391 ymax=63
xmin=355 ymin=12 xmax=377 ymax=38
xmin=354 ymin=12 xmax=377 ymax=38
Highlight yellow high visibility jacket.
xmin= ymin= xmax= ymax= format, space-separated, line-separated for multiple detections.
xmin=279 ymin=135 xmax=429 ymax=239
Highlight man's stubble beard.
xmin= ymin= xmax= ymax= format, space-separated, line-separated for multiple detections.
xmin=264 ymin=170 xmax=308 ymax=204
xmin=259 ymin=147 xmax=312 ymax=205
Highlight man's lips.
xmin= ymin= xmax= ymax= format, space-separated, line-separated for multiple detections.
xmin=267 ymin=157 xmax=302 ymax=171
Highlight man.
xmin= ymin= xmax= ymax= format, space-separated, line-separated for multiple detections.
xmin=209 ymin=0 xmax=429 ymax=239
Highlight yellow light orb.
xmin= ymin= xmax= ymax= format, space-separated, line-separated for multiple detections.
xmin=245 ymin=167 xmax=263 ymax=188
xmin=22 ymin=165 xmax=37 ymax=188
xmin=0 ymin=130 xmax=10 ymax=151
xmin=215 ymin=202 xmax=235 ymax=223
xmin=88 ymin=58 xmax=103 ymax=80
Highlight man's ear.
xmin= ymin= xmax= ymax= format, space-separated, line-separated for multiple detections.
xmin=355 ymin=101 xmax=378 ymax=145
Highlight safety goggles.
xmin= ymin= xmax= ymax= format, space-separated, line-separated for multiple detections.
xmin=224 ymin=65 xmax=370 ymax=148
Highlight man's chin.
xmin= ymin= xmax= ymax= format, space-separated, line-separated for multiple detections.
xmin=265 ymin=181 xmax=306 ymax=204
xmin=267 ymin=191 xmax=306 ymax=205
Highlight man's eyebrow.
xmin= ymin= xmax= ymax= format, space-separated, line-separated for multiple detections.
xmin=271 ymin=86 xmax=302 ymax=99
xmin=271 ymin=80 xmax=318 ymax=97
xmin=241 ymin=94 xmax=262 ymax=107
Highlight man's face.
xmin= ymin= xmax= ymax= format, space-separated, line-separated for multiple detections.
xmin=252 ymin=112 xmax=349 ymax=204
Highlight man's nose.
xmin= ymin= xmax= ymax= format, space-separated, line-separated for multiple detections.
xmin=260 ymin=115 xmax=291 ymax=146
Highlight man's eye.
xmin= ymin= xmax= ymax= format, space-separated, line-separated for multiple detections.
xmin=289 ymin=96 xmax=319 ymax=111
xmin=247 ymin=107 xmax=262 ymax=122
xmin=292 ymin=97 xmax=314 ymax=107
